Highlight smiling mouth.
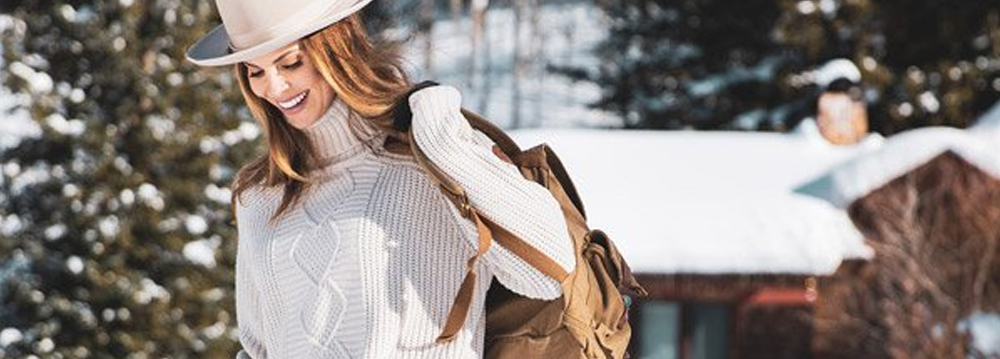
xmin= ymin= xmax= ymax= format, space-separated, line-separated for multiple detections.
xmin=277 ymin=90 xmax=309 ymax=110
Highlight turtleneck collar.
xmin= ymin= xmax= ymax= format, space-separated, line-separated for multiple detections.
xmin=302 ymin=99 xmax=371 ymax=166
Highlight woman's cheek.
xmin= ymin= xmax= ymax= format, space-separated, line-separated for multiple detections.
xmin=248 ymin=77 xmax=266 ymax=99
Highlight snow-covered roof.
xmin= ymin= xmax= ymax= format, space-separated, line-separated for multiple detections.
xmin=972 ymin=99 xmax=1000 ymax=137
xmin=962 ymin=311 xmax=1000 ymax=357
xmin=511 ymin=124 xmax=874 ymax=276
xmin=796 ymin=108 xmax=1000 ymax=208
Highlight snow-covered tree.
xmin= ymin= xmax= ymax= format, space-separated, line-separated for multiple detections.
xmin=0 ymin=1 xmax=254 ymax=357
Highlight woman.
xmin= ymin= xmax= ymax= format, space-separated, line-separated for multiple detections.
xmin=185 ymin=0 xmax=576 ymax=358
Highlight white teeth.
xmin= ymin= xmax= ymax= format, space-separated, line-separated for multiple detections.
xmin=278 ymin=92 xmax=307 ymax=109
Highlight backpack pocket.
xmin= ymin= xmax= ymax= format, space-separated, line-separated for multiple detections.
xmin=562 ymin=229 xmax=643 ymax=359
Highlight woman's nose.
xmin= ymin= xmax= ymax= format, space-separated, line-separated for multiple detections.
xmin=267 ymin=72 xmax=291 ymax=97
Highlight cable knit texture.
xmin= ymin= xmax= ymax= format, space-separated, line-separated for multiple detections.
xmin=233 ymin=87 xmax=575 ymax=359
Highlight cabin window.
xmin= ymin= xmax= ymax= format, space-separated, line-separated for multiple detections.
xmin=638 ymin=300 xmax=732 ymax=359
xmin=639 ymin=301 xmax=682 ymax=359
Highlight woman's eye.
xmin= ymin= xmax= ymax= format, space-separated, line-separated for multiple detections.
xmin=283 ymin=60 xmax=303 ymax=70
xmin=248 ymin=69 xmax=263 ymax=78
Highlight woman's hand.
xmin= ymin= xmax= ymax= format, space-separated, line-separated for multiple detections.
xmin=492 ymin=145 xmax=513 ymax=164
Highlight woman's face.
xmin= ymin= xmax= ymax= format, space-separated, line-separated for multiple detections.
xmin=245 ymin=43 xmax=335 ymax=129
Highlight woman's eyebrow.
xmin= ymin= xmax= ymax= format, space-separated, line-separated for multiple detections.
xmin=246 ymin=48 xmax=300 ymax=69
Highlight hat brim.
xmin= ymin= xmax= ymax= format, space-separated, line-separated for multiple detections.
xmin=186 ymin=0 xmax=372 ymax=67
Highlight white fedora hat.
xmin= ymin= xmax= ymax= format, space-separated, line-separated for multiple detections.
xmin=187 ymin=0 xmax=373 ymax=67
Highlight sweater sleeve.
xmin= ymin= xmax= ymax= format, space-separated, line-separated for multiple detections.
xmin=409 ymin=85 xmax=575 ymax=300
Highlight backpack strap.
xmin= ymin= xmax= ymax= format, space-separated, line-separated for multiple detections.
xmin=459 ymin=109 xmax=522 ymax=156
xmin=460 ymin=109 xmax=587 ymax=219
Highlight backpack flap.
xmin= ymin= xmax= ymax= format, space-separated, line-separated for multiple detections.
xmin=588 ymin=230 xmax=648 ymax=300
xmin=512 ymin=145 xmax=587 ymax=233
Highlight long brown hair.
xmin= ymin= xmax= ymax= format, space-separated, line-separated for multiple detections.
xmin=231 ymin=13 xmax=411 ymax=223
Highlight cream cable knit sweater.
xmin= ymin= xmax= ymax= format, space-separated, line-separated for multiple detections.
xmin=233 ymin=86 xmax=575 ymax=359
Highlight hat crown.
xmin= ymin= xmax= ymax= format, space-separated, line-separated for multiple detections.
xmin=217 ymin=0 xmax=330 ymax=49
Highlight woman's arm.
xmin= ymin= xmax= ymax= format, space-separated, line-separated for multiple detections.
xmin=409 ymin=85 xmax=575 ymax=300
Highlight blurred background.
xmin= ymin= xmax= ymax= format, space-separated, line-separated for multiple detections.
xmin=1 ymin=0 xmax=999 ymax=358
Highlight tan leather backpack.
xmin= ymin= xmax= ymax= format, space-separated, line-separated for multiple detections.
xmin=396 ymin=86 xmax=647 ymax=359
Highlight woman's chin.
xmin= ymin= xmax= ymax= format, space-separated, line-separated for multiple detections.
xmin=287 ymin=115 xmax=317 ymax=129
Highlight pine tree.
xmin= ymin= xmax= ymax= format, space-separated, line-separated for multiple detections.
xmin=0 ymin=1 xmax=255 ymax=358
xmin=579 ymin=0 xmax=1000 ymax=133
xmin=579 ymin=0 xmax=787 ymax=130
xmin=869 ymin=0 xmax=1000 ymax=133
xmin=772 ymin=0 xmax=1000 ymax=134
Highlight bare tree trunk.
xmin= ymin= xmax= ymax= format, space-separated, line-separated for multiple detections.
xmin=472 ymin=0 xmax=490 ymax=111
xmin=419 ymin=0 xmax=436 ymax=78
xmin=470 ymin=0 xmax=485 ymax=88
xmin=451 ymin=0 xmax=462 ymax=23
xmin=511 ymin=0 xmax=525 ymax=129
xmin=449 ymin=0 xmax=464 ymax=85
xmin=990 ymin=11 xmax=1000 ymax=59
xmin=528 ymin=0 xmax=542 ymax=127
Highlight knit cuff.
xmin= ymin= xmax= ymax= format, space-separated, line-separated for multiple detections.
xmin=408 ymin=86 xmax=463 ymax=128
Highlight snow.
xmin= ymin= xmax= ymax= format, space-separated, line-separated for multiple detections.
xmin=0 ymin=214 xmax=23 ymax=236
xmin=97 ymin=215 xmax=120 ymax=238
xmin=10 ymin=164 xmax=52 ymax=195
xmin=795 ymin=125 xmax=1000 ymax=208
xmin=184 ymin=215 xmax=208 ymax=235
xmin=796 ymin=1 xmax=818 ymax=15
xmin=35 ymin=338 xmax=54 ymax=353
xmin=62 ymin=183 xmax=81 ymax=198
xmin=961 ymin=311 xmax=1000 ymax=357
xmin=136 ymin=182 xmax=165 ymax=210
xmin=818 ymin=0 xmax=839 ymax=16
xmin=407 ymin=2 xmax=617 ymax=129
xmin=687 ymin=56 xmax=783 ymax=97
xmin=45 ymin=113 xmax=85 ymax=137
xmin=204 ymin=184 xmax=233 ymax=205
xmin=7 ymin=61 xmax=53 ymax=94
xmin=146 ymin=115 xmax=176 ymax=141
xmin=44 ymin=224 xmax=67 ymax=240
xmin=918 ymin=91 xmax=940 ymax=113
xmin=133 ymin=278 xmax=171 ymax=304
xmin=510 ymin=126 xmax=874 ymax=275
xmin=972 ymin=99 xmax=1000 ymax=138
xmin=0 ymin=328 xmax=23 ymax=347
xmin=119 ymin=188 xmax=135 ymax=206
xmin=0 ymin=89 xmax=41 ymax=150
xmin=65 ymin=255 xmax=83 ymax=275
xmin=183 ymin=238 xmax=218 ymax=268
xmin=813 ymin=58 xmax=861 ymax=88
